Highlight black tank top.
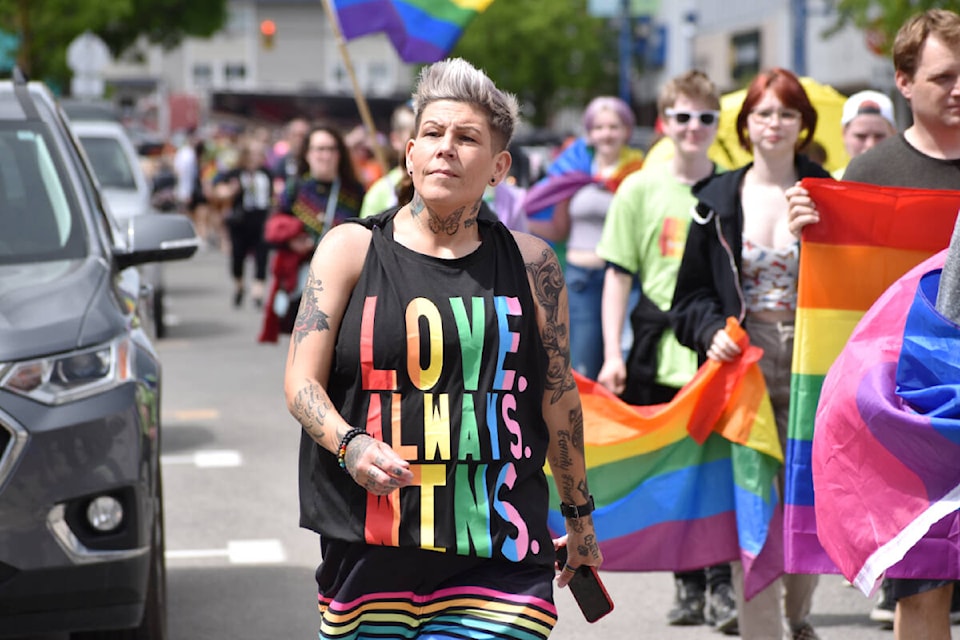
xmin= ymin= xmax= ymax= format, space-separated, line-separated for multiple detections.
xmin=298 ymin=205 xmax=554 ymax=567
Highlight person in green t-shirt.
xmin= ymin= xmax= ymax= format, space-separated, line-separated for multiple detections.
xmin=596 ymin=70 xmax=737 ymax=634
xmin=359 ymin=103 xmax=416 ymax=218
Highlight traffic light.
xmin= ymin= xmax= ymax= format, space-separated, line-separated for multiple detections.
xmin=260 ymin=19 xmax=276 ymax=50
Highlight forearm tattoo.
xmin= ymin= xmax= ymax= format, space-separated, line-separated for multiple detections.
xmin=410 ymin=193 xmax=480 ymax=235
xmin=292 ymin=382 xmax=332 ymax=443
xmin=526 ymin=249 xmax=575 ymax=402
xmin=291 ymin=271 xmax=330 ymax=360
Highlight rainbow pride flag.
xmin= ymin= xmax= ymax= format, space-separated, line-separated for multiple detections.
xmin=813 ymin=251 xmax=960 ymax=595
xmin=547 ymin=319 xmax=784 ymax=599
xmin=784 ymin=178 xmax=960 ymax=575
xmin=333 ymin=0 xmax=493 ymax=63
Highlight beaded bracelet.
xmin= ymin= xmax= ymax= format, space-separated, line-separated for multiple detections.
xmin=337 ymin=427 xmax=368 ymax=471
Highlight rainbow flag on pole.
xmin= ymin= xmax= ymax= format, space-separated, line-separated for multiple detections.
xmin=548 ymin=319 xmax=784 ymax=599
xmin=784 ymin=178 xmax=960 ymax=575
xmin=332 ymin=0 xmax=494 ymax=63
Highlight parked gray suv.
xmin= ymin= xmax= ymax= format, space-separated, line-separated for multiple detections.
xmin=0 ymin=71 xmax=198 ymax=638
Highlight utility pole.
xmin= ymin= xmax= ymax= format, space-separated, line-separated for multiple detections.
xmin=619 ymin=0 xmax=632 ymax=104
xmin=791 ymin=0 xmax=807 ymax=76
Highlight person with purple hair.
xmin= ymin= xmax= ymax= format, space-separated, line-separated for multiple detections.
xmin=523 ymin=96 xmax=644 ymax=381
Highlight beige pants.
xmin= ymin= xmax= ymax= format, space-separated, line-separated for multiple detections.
xmin=734 ymin=317 xmax=819 ymax=639
xmin=732 ymin=562 xmax=819 ymax=639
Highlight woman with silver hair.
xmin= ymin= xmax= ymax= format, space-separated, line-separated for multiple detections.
xmin=285 ymin=57 xmax=601 ymax=639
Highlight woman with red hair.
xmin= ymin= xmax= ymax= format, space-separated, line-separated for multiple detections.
xmin=670 ymin=68 xmax=830 ymax=640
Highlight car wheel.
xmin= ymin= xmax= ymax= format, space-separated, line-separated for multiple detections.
xmin=153 ymin=289 xmax=166 ymax=340
xmin=72 ymin=472 xmax=167 ymax=640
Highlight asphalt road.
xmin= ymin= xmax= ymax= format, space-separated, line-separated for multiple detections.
xmin=153 ymin=246 xmax=903 ymax=640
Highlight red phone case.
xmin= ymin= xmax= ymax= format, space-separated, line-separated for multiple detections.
xmin=556 ymin=545 xmax=615 ymax=622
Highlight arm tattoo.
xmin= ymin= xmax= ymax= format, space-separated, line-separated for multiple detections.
xmin=526 ymin=249 xmax=575 ymax=402
xmin=291 ymin=271 xmax=331 ymax=359
xmin=292 ymin=382 xmax=332 ymax=443
xmin=410 ymin=193 xmax=480 ymax=235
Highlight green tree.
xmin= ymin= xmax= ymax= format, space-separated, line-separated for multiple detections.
xmin=825 ymin=0 xmax=960 ymax=54
xmin=451 ymin=0 xmax=621 ymax=127
xmin=0 ymin=0 xmax=225 ymax=89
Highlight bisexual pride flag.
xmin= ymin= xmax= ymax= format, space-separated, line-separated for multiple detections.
xmin=547 ymin=319 xmax=783 ymax=600
xmin=784 ymin=178 xmax=960 ymax=576
xmin=333 ymin=0 xmax=493 ymax=63
xmin=814 ymin=251 xmax=960 ymax=595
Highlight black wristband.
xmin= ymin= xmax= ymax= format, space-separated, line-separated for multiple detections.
xmin=559 ymin=495 xmax=595 ymax=519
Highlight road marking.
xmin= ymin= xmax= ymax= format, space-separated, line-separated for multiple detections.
xmin=166 ymin=539 xmax=286 ymax=564
xmin=166 ymin=408 xmax=220 ymax=422
xmin=161 ymin=449 xmax=243 ymax=467
xmin=228 ymin=539 xmax=287 ymax=564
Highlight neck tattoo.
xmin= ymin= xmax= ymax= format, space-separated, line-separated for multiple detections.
xmin=410 ymin=194 xmax=480 ymax=235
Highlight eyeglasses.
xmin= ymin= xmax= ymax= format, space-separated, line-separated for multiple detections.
xmin=309 ymin=145 xmax=339 ymax=153
xmin=665 ymin=108 xmax=720 ymax=126
xmin=749 ymin=108 xmax=801 ymax=124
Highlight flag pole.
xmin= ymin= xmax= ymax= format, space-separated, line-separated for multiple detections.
xmin=319 ymin=0 xmax=390 ymax=175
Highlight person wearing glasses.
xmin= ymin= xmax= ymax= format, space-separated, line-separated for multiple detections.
xmin=671 ymin=67 xmax=830 ymax=640
xmin=595 ymin=70 xmax=737 ymax=634
xmin=524 ymin=96 xmax=645 ymax=381
xmin=260 ymin=124 xmax=366 ymax=341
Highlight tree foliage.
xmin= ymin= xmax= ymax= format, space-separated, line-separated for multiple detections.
xmin=450 ymin=0 xmax=621 ymax=127
xmin=0 ymin=0 xmax=225 ymax=90
xmin=824 ymin=0 xmax=960 ymax=54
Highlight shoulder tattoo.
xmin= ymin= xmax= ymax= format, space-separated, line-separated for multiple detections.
xmin=525 ymin=249 xmax=575 ymax=402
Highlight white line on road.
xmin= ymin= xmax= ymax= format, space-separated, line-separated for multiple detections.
xmin=166 ymin=408 xmax=221 ymax=422
xmin=161 ymin=449 xmax=243 ymax=467
xmin=166 ymin=539 xmax=286 ymax=564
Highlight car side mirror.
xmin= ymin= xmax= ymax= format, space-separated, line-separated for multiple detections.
xmin=115 ymin=212 xmax=200 ymax=270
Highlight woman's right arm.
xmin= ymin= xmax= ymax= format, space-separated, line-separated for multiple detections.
xmin=283 ymin=223 xmax=413 ymax=494
xmin=670 ymin=214 xmax=727 ymax=356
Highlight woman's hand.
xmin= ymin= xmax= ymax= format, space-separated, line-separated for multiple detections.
xmin=555 ymin=519 xmax=603 ymax=588
xmin=785 ymin=182 xmax=820 ymax=238
xmin=706 ymin=328 xmax=741 ymax=362
xmin=343 ymin=435 xmax=414 ymax=495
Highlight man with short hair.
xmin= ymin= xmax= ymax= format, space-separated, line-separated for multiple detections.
xmin=788 ymin=9 xmax=960 ymax=639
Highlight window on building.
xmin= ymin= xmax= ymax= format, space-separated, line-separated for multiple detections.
xmin=368 ymin=62 xmax=390 ymax=95
xmin=731 ymin=30 xmax=761 ymax=84
xmin=224 ymin=63 xmax=247 ymax=87
xmin=193 ymin=63 xmax=213 ymax=88
xmin=332 ymin=64 xmax=350 ymax=93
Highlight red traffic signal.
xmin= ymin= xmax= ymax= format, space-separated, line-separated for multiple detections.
xmin=260 ymin=19 xmax=276 ymax=49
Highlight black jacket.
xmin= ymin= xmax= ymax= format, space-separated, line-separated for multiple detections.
xmin=670 ymin=155 xmax=830 ymax=359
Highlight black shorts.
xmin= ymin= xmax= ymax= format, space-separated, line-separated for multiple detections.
xmin=889 ymin=577 xmax=952 ymax=601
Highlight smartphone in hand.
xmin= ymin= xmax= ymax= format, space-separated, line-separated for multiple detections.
xmin=555 ymin=544 xmax=614 ymax=623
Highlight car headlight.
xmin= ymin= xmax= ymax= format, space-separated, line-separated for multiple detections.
xmin=0 ymin=337 xmax=132 ymax=405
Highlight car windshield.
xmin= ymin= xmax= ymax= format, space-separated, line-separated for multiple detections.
xmin=78 ymin=135 xmax=137 ymax=190
xmin=0 ymin=123 xmax=86 ymax=265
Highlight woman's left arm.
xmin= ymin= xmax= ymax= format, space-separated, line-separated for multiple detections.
xmin=514 ymin=232 xmax=602 ymax=585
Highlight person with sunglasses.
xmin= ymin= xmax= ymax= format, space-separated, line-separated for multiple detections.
xmin=671 ymin=67 xmax=831 ymax=640
xmin=595 ymin=70 xmax=737 ymax=634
